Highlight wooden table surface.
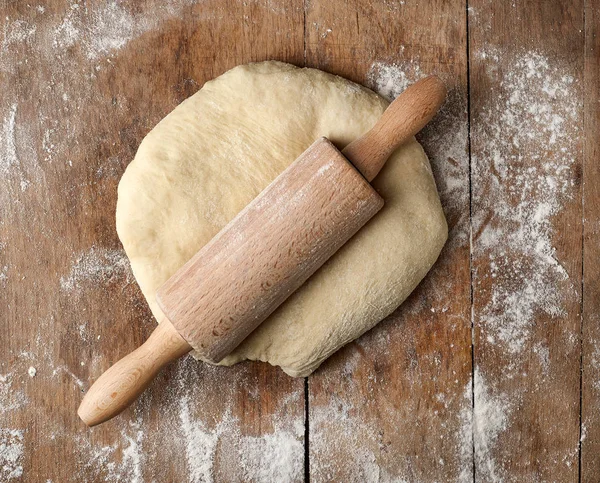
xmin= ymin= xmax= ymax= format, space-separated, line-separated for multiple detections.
xmin=1 ymin=0 xmax=598 ymax=481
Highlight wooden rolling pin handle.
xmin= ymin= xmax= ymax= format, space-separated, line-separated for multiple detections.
xmin=77 ymin=318 xmax=191 ymax=427
xmin=342 ymin=75 xmax=447 ymax=182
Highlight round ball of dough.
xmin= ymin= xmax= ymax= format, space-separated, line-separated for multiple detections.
xmin=116 ymin=61 xmax=447 ymax=377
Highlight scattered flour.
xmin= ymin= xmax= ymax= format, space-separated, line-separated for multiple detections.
xmin=309 ymin=350 xmax=473 ymax=483
xmin=0 ymin=100 xmax=37 ymax=194
xmin=473 ymin=368 xmax=512 ymax=483
xmin=590 ymin=344 xmax=600 ymax=392
xmin=0 ymin=372 xmax=27 ymax=413
xmin=53 ymin=10 xmax=80 ymax=50
xmin=0 ymin=429 xmax=24 ymax=481
xmin=78 ymin=322 xmax=89 ymax=341
xmin=0 ymin=104 xmax=18 ymax=176
xmin=457 ymin=380 xmax=474 ymax=483
xmin=533 ymin=342 xmax=550 ymax=374
xmin=1 ymin=19 xmax=36 ymax=49
xmin=308 ymin=376 xmax=472 ymax=483
xmin=83 ymin=3 xmax=137 ymax=59
xmin=0 ymin=266 xmax=8 ymax=287
xmin=52 ymin=0 xmax=199 ymax=60
xmin=60 ymin=247 xmax=134 ymax=293
xmin=79 ymin=417 xmax=145 ymax=483
xmin=368 ymin=61 xmax=421 ymax=102
xmin=39 ymin=359 xmax=306 ymax=482
xmin=309 ymin=395 xmax=384 ymax=482
xmin=179 ymin=397 xmax=227 ymax=482
xmin=178 ymin=396 xmax=303 ymax=483
xmin=312 ymin=22 xmax=333 ymax=40
xmin=0 ymin=20 xmax=36 ymax=77
xmin=238 ymin=430 xmax=304 ymax=482
xmin=119 ymin=420 xmax=145 ymax=483
xmin=472 ymin=50 xmax=581 ymax=354
xmin=0 ymin=0 xmax=204 ymax=200
xmin=51 ymin=366 xmax=84 ymax=389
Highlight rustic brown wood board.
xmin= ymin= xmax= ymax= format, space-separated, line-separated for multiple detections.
xmin=0 ymin=0 xmax=598 ymax=481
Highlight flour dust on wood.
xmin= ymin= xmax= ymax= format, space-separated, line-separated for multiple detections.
xmin=472 ymin=369 xmax=513 ymax=482
xmin=0 ymin=429 xmax=24 ymax=481
xmin=368 ymin=48 xmax=581 ymax=482
xmin=62 ymin=357 xmax=304 ymax=483
xmin=60 ymin=247 xmax=134 ymax=294
xmin=0 ymin=104 xmax=18 ymax=177
xmin=174 ymin=369 xmax=304 ymax=483
xmin=72 ymin=416 xmax=145 ymax=483
xmin=310 ymin=345 xmax=473 ymax=482
xmin=471 ymin=48 xmax=582 ymax=480
xmin=0 ymin=0 xmax=205 ymax=207
xmin=52 ymin=0 xmax=201 ymax=60
xmin=472 ymin=49 xmax=581 ymax=356
xmin=0 ymin=371 xmax=28 ymax=414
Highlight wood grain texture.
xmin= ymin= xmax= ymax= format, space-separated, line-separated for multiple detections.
xmin=581 ymin=0 xmax=600 ymax=479
xmin=158 ymin=138 xmax=383 ymax=362
xmin=469 ymin=0 xmax=584 ymax=480
xmin=0 ymin=1 xmax=305 ymax=481
xmin=3 ymin=0 xmax=600 ymax=481
xmin=305 ymin=0 xmax=473 ymax=481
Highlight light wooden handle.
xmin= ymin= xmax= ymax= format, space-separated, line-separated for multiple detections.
xmin=77 ymin=318 xmax=191 ymax=426
xmin=342 ymin=75 xmax=447 ymax=181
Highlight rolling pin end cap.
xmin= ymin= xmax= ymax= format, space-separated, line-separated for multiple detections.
xmin=77 ymin=401 xmax=96 ymax=427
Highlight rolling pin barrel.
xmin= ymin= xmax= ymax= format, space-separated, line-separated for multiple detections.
xmin=156 ymin=137 xmax=384 ymax=363
xmin=77 ymin=75 xmax=447 ymax=426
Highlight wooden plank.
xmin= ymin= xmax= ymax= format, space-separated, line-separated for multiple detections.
xmin=581 ymin=0 xmax=600 ymax=479
xmin=0 ymin=1 xmax=305 ymax=481
xmin=305 ymin=1 xmax=473 ymax=481
xmin=469 ymin=1 xmax=584 ymax=480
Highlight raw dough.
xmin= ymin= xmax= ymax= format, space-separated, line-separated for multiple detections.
xmin=116 ymin=61 xmax=447 ymax=377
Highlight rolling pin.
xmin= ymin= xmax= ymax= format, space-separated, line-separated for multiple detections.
xmin=78 ymin=76 xmax=446 ymax=426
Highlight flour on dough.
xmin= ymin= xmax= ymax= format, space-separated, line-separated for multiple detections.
xmin=116 ymin=61 xmax=447 ymax=377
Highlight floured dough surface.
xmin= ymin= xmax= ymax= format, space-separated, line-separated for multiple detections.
xmin=116 ymin=61 xmax=447 ymax=377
